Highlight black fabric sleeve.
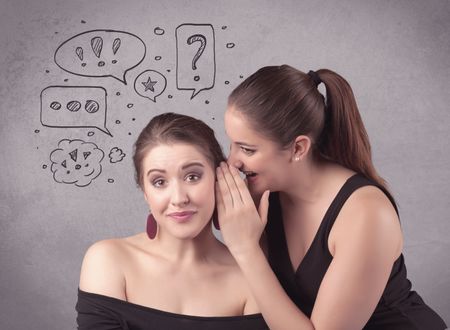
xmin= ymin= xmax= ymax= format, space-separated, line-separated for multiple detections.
xmin=76 ymin=289 xmax=129 ymax=330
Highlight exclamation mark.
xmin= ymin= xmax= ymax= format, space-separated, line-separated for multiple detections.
xmin=76 ymin=47 xmax=86 ymax=67
xmin=91 ymin=36 xmax=105 ymax=67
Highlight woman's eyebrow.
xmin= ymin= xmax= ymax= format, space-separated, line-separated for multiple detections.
xmin=146 ymin=168 xmax=165 ymax=177
xmin=182 ymin=162 xmax=205 ymax=170
xmin=235 ymin=141 xmax=257 ymax=148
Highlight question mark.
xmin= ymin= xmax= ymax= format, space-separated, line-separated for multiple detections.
xmin=187 ymin=34 xmax=206 ymax=81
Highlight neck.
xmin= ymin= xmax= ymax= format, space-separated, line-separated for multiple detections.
xmin=153 ymin=223 xmax=221 ymax=266
xmin=280 ymin=157 xmax=335 ymax=206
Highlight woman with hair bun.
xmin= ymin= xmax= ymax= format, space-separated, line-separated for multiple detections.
xmin=216 ymin=65 xmax=447 ymax=329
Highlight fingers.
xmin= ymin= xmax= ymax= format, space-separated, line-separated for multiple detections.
xmin=217 ymin=162 xmax=244 ymax=205
xmin=227 ymin=164 xmax=255 ymax=205
xmin=216 ymin=165 xmax=234 ymax=209
xmin=258 ymin=190 xmax=270 ymax=226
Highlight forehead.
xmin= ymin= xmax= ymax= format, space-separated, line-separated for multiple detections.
xmin=225 ymin=106 xmax=276 ymax=147
xmin=143 ymin=143 xmax=212 ymax=170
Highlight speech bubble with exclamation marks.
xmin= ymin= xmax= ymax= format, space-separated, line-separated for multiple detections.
xmin=55 ymin=30 xmax=146 ymax=85
xmin=176 ymin=24 xmax=216 ymax=99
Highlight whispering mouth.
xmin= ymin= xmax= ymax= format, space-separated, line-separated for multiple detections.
xmin=242 ymin=170 xmax=257 ymax=178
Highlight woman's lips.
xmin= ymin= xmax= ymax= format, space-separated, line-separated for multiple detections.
xmin=167 ymin=211 xmax=196 ymax=223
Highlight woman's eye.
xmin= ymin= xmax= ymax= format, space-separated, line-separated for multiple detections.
xmin=186 ymin=173 xmax=201 ymax=182
xmin=240 ymin=146 xmax=255 ymax=155
xmin=152 ymin=179 xmax=166 ymax=187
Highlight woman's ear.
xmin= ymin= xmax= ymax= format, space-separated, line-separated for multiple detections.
xmin=291 ymin=135 xmax=311 ymax=161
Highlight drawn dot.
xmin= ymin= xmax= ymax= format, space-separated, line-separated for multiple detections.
xmin=116 ymin=92 xmax=121 ymax=96
xmin=194 ymin=76 xmax=200 ymax=81
xmin=64 ymin=79 xmax=69 ymax=82
xmin=115 ymin=120 xmax=121 ymax=124
xmin=81 ymin=20 xmax=86 ymax=24
xmin=239 ymin=75 xmax=244 ymax=79
xmin=50 ymin=101 xmax=62 ymax=110
xmin=167 ymin=69 xmax=171 ymax=72
xmin=85 ymin=100 xmax=99 ymax=113
xmin=35 ymin=129 xmax=40 ymax=133
xmin=108 ymin=178 xmax=115 ymax=183
xmin=205 ymin=100 xmax=210 ymax=104
xmin=155 ymin=56 xmax=162 ymax=61
xmin=67 ymin=101 xmax=81 ymax=112
xmin=87 ymin=131 xmax=95 ymax=137
xmin=222 ymin=26 xmax=227 ymax=30
xmin=85 ymin=164 xmax=89 ymax=167
xmin=212 ymin=117 xmax=215 ymax=120
xmin=127 ymin=103 xmax=134 ymax=109
xmin=154 ymin=27 xmax=165 ymax=35
xmin=226 ymin=43 xmax=235 ymax=49
xmin=75 ymin=164 xmax=81 ymax=170
xmin=81 ymin=63 xmax=87 ymax=67
xmin=45 ymin=70 xmax=50 ymax=73
xmin=128 ymin=132 xmax=132 ymax=136
xmin=132 ymin=118 xmax=136 ymax=121
xmin=42 ymin=164 xmax=47 ymax=169
xmin=55 ymin=31 xmax=58 ymax=34
xmin=36 ymin=147 xmax=39 ymax=150
xmin=66 ymin=170 xmax=70 ymax=174
xmin=111 ymin=59 xmax=117 ymax=64
xmin=98 ymin=61 xmax=105 ymax=67
xmin=225 ymin=81 xmax=230 ymax=85
xmin=168 ymin=95 xmax=173 ymax=99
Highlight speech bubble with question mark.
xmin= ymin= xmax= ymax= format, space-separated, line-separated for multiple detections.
xmin=54 ymin=30 xmax=146 ymax=85
xmin=176 ymin=24 xmax=216 ymax=99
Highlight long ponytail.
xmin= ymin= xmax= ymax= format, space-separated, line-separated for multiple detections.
xmin=316 ymin=69 xmax=387 ymax=188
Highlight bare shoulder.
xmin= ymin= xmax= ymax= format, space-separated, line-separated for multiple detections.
xmin=330 ymin=184 xmax=403 ymax=259
xmin=211 ymin=242 xmax=261 ymax=314
xmin=79 ymin=237 xmax=132 ymax=299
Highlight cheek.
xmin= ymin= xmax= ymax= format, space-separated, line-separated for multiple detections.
xmin=144 ymin=188 xmax=168 ymax=212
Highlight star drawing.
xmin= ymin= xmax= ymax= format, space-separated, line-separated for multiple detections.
xmin=142 ymin=76 xmax=157 ymax=92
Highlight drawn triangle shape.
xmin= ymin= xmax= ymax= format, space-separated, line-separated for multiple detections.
xmin=69 ymin=149 xmax=78 ymax=162
xmin=61 ymin=160 xmax=67 ymax=168
xmin=83 ymin=151 xmax=91 ymax=160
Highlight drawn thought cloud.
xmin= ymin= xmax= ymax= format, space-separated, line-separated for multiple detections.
xmin=50 ymin=139 xmax=104 ymax=187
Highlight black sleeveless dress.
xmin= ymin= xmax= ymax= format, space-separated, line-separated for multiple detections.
xmin=76 ymin=289 xmax=268 ymax=330
xmin=266 ymin=174 xmax=447 ymax=329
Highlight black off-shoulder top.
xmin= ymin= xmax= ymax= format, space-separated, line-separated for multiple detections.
xmin=76 ymin=289 xmax=269 ymax=330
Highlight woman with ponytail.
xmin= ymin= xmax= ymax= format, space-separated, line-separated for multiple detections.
xmin=216 ymin=65 xmax=446 ymax=329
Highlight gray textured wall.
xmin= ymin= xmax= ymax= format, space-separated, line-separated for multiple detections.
xmin=1 ymin=0 xmax=449 ymax=329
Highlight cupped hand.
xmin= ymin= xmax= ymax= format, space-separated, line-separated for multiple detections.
xmin=215 ymin=162 xmax=270 ymax=258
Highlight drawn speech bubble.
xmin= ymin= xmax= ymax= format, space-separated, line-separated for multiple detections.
xmin=40 ymin=86 xmax=111 ymax=136
xmin=176 ymin=24 xmax=216 ymax=99
xmin=134 ymin=70 xmax=167 ymax=102
xmin=54 ymin=29 xmax=146 ymax=85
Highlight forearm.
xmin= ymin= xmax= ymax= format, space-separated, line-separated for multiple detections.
xmin=235 ymin=247 xmax=315 ymax=330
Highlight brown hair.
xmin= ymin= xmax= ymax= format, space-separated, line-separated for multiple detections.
xmin=228 ymin=65 xmax=387 ymax=188
xmin=133 ymin=112 xmax=225 ymax=188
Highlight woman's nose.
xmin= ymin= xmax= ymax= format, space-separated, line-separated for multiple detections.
xmin=227 ymin=145 xmax=243 ymax=169
xmin=171 ymin=183 xmax=189 ymax=206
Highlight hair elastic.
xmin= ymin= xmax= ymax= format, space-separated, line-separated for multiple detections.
xmin=307 ymin=70 xmax=322 ymax=87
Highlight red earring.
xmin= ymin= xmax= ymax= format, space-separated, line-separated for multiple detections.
xmin=212 ymin=208 xmax=220 ymax=230
xmin=146 ymin=213 xmax=157 ymax=239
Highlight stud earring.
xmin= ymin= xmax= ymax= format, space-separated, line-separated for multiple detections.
xmin=294 ymin=155 xmax=300 ymax=161
xmin=146 ymin=213 xmax=158 ymax=239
